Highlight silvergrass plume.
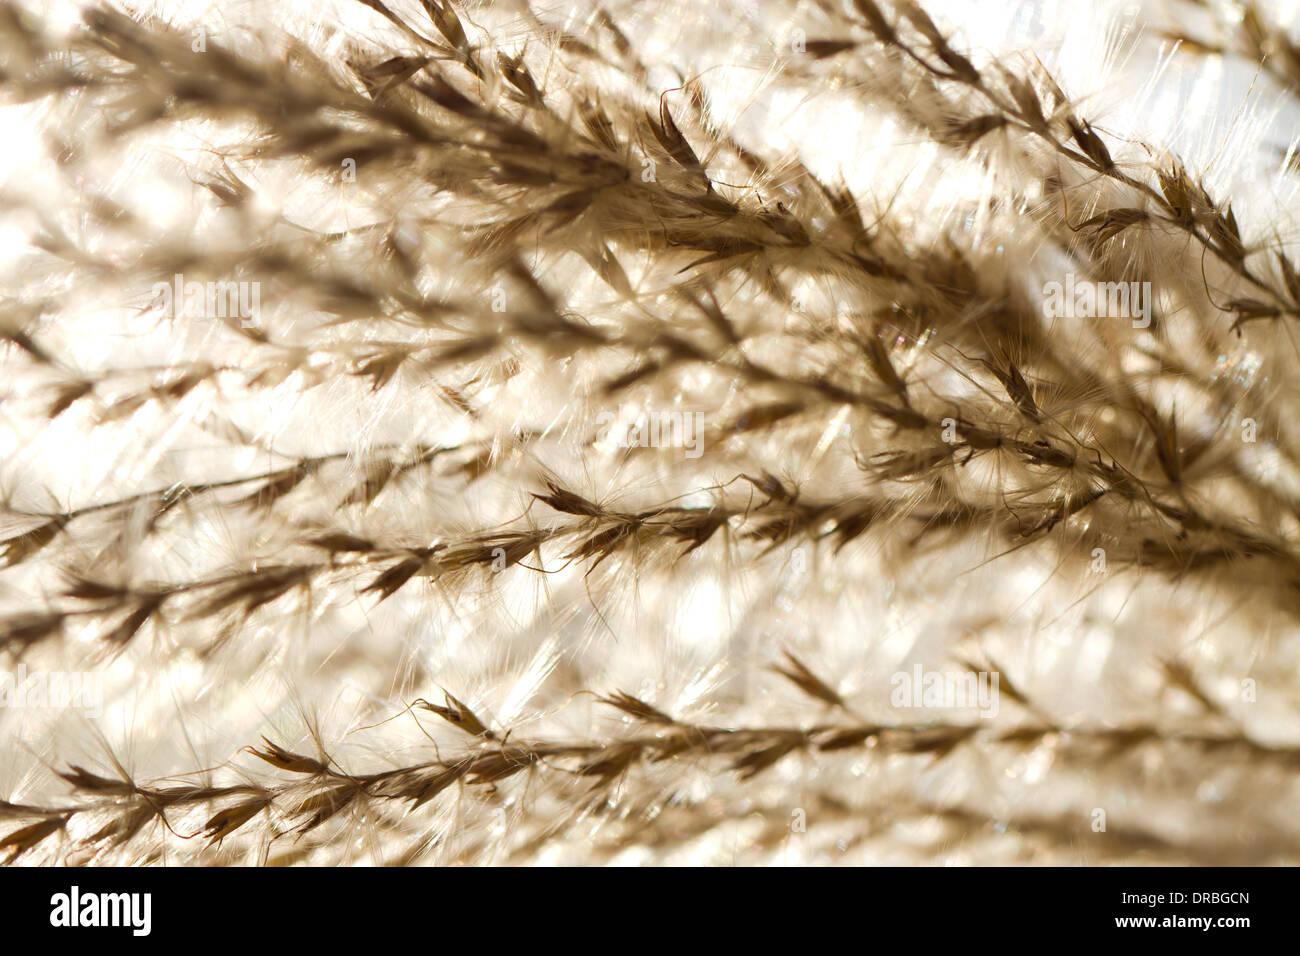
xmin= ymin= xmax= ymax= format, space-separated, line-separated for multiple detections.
xmin=0 ymin=0 xmax=1299 ymax=864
